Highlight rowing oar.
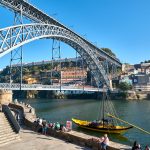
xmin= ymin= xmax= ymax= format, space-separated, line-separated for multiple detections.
xmin=107 ymin=113 xmax=150 ymax=135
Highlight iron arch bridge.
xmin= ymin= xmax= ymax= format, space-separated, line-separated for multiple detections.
xmin=0 ymin=0 xmax=122 ymax=90
xmin=0 ymin=23 xmax=109 ymax=88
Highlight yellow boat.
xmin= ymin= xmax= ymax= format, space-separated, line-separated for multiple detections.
xmin=72 ymin=87 xmax=150 ymax=135
xmin=72 ymin=118 xmax=133 ymax=134
xmin=72 ymin=88 xmax=134 ymax=134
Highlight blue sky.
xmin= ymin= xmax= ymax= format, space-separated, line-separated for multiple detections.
xmin=0 ymin=0 xmax=150 ymax=69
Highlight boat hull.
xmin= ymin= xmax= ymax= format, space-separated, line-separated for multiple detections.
xmin=72 ymin=118 xmax=133 ymax=134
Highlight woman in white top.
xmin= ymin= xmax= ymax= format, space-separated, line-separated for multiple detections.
xmin=100 ymin=134 xmax=109 ymax=150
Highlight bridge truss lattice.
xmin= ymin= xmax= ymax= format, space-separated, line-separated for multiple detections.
xmin=0 ymin=0 xmax=122 ymax=90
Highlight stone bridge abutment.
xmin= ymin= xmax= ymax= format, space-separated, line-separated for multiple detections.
xmin=0 ymin=90 xmax=13 ymax=105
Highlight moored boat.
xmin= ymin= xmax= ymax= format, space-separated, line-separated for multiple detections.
xmin=72 ymin=86 xmax=134 ymax=134
xmin=72 ymin=118 xmax=133 ymax=134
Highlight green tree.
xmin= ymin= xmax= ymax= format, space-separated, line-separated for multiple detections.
xmin=45 ymin=64 xmax=52 ymax=70
xmin=1 ymin=66 xmax=10 ymax=75
xmin=143 ymin=60 xmax=150 ymax=63
xmin=101 ymin=48 xmax=116 ymax=57
xmin=118 ymin=82 xmax=132 ymax=91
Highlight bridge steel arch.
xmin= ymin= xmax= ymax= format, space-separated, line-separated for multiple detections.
xmin=0 ymin=23 xmax=110 ymax=88
xmin=0 ymin=0 xmax=122 ymax=68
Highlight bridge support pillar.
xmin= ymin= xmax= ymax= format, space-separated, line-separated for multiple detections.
xmin=109 ymin=79 xmax=113 ymax=91
xmin=0 ymin=90 xmax=13 ymax=105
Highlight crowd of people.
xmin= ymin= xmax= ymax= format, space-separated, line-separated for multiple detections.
xmin=34 ymin=117 xmax=70 ymax=135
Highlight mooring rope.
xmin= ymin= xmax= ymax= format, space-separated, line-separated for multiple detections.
xmin=107 ymin=113 xmax=150 ymax=135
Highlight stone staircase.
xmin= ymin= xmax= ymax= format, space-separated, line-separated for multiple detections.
xmin=0 ymin=112 xmax=20 ymax=146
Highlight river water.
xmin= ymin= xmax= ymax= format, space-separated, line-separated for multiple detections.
xmin=21 ymin=98 xmax=150 ymax=147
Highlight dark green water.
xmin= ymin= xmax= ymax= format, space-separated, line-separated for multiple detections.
xmin=21 ymin=99 xmax=150 ymax=147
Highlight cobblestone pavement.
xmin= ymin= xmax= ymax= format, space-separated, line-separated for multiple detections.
xmin=1 ymin=128 xmax=91 ymax=150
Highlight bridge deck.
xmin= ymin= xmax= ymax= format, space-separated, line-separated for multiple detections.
xmin=0 ymin=83 xmax=99 ymax=91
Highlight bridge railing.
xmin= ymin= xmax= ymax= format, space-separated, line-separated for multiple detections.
xmin=0 ymin=83 xmax=99 ymax=91
xmin=2 ymin=104 xmax=20 ymax=133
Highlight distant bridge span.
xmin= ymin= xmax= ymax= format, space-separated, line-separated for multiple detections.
xmin=0 ymin=83 xmax=99 ymax=92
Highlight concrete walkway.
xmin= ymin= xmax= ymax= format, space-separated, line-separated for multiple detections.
xmin=6 ymin=103 xmax=131 ymax=150
xmin=2 ymin=128 xmax=91 ymax=150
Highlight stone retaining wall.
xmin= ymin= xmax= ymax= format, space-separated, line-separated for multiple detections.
xmin=9 ymin=103 xmax=131 ymax=150
xmin=0 ymin=90 xmax=12 ymax=105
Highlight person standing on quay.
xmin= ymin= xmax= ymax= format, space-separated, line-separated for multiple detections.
xmin=42 ymin=118 xmax=48 ymax=135
xmin=145 ymin=145 xmax=150 ymax=150
xmin=100 ymin=134 xmax=109 ymax=150
xmin=132 ymin=141 xmax=142 ymax=150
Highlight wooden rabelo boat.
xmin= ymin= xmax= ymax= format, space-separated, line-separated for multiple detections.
xmin=72 ymin=118 xmax=133 ymax=134
xmin=72 ymin=87 xmax=133 ymax=134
